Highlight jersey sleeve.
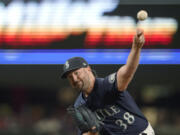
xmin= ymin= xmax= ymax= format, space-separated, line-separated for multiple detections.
xmin=77 ymin=128 xmax=82 ymax=135
xmin=103 ymin=72 xmax=120 ymax=93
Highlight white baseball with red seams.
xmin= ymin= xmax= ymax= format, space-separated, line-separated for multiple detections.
xmin=137 ymin=10 xmax=148 ymax=21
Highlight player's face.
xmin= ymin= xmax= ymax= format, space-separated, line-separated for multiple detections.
xmin=67 ymin=68 xmax=91 ymax=92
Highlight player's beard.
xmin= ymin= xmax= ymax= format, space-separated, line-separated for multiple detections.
xmin=75 ymin=81 xmax=84 ymax=91
xmin=81 ymin=73 xmax=91 ymax=94
xmin=77 ymin=73 xmax=91 ymax=93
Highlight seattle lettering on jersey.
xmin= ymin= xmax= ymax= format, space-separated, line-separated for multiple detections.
xmin=94 ymin=105 xmax=135 ymax=131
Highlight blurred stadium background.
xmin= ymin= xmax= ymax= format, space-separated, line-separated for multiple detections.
xmin=0 ymin=0 xmax=180 ymax=135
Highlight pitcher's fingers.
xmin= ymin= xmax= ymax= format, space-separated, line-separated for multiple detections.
xmin=136 ymin=28 xmax=144 ymax=37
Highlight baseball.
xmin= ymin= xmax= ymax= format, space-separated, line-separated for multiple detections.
xmin=137 ymin=10 xmax=148 ymax=21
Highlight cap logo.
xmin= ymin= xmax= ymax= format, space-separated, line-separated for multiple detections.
xmin=83 ymin=63 xmax=87 ymax=66
xmin=65 ymin=61 xmax=69 ymax=69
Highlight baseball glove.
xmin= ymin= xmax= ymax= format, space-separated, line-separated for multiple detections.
xmin=67 ymin=105 xmax=101 ymax=133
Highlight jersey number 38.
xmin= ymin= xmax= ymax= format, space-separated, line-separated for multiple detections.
xmin=115 ymin=112 xmax=135 ymax=131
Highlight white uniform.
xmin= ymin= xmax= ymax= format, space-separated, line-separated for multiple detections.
xmin=139 ymin=123 xmax=155 ymax=135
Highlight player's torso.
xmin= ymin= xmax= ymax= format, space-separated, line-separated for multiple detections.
xmin=75 ymin=77 xmax=148 ymax=135
xmin=88 ymin=93 xmax=148 ymax=134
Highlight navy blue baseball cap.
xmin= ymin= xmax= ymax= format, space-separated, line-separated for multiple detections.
xmin=61 ymin=57 xmax=89 ymax=79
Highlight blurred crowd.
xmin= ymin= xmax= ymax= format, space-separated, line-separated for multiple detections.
xmin=0 ymin=103 xmax=76 ymax=135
